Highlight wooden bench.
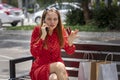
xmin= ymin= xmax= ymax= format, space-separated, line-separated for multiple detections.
xmin=9 ymin=43 xmax=120 ymax=80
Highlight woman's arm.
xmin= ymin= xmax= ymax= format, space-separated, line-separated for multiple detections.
xmin=62 ymin=28 xmax=76 ymax=55
xmin=30 ymin=26 xmax=45 ymax=58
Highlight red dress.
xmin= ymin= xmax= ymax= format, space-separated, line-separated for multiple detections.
xmin=30 ymin=26 xmax=75 ymax=80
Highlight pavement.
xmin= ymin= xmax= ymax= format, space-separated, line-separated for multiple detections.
xmin=0 ymin=30 xmax=32 ymax=80
xmin=0 ymin=22 xmax=120 ymax=80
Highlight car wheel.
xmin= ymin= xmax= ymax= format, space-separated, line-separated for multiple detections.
xmin=35 ymin=16 xmax=41 ymax=24
xmin=11 ymin=22 xmax=18 ymax=26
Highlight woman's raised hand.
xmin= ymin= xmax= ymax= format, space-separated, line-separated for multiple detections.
xmin=67 ymin=29 xmax=79 ymax=46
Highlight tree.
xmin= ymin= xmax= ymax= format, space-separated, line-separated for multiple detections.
xmin=81 ymin=0 xmax=91 ymax=24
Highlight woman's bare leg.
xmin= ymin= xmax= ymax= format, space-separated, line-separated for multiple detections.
xmin=49 ymin=73 xmax=58 ymax=80
xmin=50 ymin=62 xmax=68 ymax=80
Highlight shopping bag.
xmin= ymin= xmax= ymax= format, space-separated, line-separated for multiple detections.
xmin=94 ymin=61 xmax=111 ymax=80
xmin=78 ymin=61 xmax=91 ymax=80
xmin=90 ymin=61 xmax=97 ymax=80
xmin=78 ymin=62 xmax=85 ymax=80
xmin=98 ymin=62 xmax=118 ymax=80
xmin=90 ymin=61 xmax=107 ymax=80
xmin=78 ymin=61 xmax=99 ymax=80
xmin=78 ymin=53 xmax=96 ymax=80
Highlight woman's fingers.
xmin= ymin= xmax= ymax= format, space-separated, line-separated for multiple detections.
xmin=70 ymin=29 xmax=79 ymax=36
xmin=66 ymin=27 xmax=71 ymax=35
xmin=68 ymin=29 xmax=79 ymax=41
xmin=42 ymin=23 xmax=49 ymax=32
xmin=68 ymin=29 xmax=79 ymax=45
xmin=73 ymin=29 xmax=79 ymax=34
xmin=42 ymin=23 xmax=49 ymax=28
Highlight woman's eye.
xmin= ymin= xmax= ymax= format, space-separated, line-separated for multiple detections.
xmin=47 ymin=18 xmax=58 ymax=21
xmin=54 ymin=18 xmax=58 ymax=21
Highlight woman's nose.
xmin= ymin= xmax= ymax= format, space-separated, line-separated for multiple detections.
xmin=51 ymin=20 xmax=55 ymax=23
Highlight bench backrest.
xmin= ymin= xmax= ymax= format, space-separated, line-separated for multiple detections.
xmin=62 ymin=43 xmax=120 ymax=79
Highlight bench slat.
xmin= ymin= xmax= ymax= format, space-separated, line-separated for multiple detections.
xmin=67 ymin=70 xmax=78 ymax=77
xmin=75 ymin=44 xmax=120 ymax=52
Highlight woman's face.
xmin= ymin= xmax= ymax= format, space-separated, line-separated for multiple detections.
xmin=44 ymin=11 xmax=58 ymax=31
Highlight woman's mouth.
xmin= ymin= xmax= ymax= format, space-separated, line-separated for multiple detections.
xmin=50 ymin=25 xmax=55 ymax=27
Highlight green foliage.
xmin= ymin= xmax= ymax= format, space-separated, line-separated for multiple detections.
xmin=36 ymin=0 xmax=56 ymax=8
xmin=112 ymin=0 xmax=118 ymax=6
xmin=65 ymin=9 xmax=85 ymax=25
xmin=65 ymin=24 xmax=109 ymax=32
xmin=92 ymin=5 xmax=120 ymax=30
xmin=28 ymin=9 xmax=34 ymax=13
xmin=10 ymin=0 xmax=18 ymax=7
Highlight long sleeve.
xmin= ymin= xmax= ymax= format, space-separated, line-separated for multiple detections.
xmin=30 ymin=26 xmax=44 ymax=58
xmin=62 ymin=27 xmax=76 ymax=55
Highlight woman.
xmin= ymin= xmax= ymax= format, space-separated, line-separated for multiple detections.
xmin=30 ymin=8 xmax=78 ymax=80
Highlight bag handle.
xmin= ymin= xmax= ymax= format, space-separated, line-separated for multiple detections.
xmin=83 ymin=52 xmax=94 ymax=61
xmin=105 ymin=53 xmax=113 ymax=61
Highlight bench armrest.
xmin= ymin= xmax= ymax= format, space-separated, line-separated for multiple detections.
xmin=9 ymin=56 xmax=34 ymax=80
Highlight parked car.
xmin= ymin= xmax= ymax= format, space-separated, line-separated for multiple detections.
xmin=32 ymin=2 xmax=81 ymax=24
xmin=0 ymin=11 xmax=22 ymax=26
xmin=0 ymin=3 xmax=24 ymax=26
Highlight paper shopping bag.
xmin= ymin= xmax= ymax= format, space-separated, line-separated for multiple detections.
xmin=94 ymin=61 xmax=111 ymax=80
xmin=90 ymin=61 xmax=105 ymax=80
xmin=78 ymin=61 xmax=100 ymax=80
xmin=78 ymin=61 xmax=92 ymax=80
xmin=98 ymin=62 xmax=118 ymax=80
xmin=78 ymin=62 xmax=85 ymax=80
xmin=90 ymin=61 xmax=97 ymax=80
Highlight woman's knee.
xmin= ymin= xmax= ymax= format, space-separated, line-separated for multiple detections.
xmin=50 ymin=62 xmax=66 ymax=73
xmin=49 ymin=73 xmax=58 ymax=80
xmin=55 ymin=62 xmax=66 ymax=71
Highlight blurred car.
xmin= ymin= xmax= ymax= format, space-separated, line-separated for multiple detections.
xmin=0 ymin=10 xmax=23 ymax=26
xmin=0 ymin=3 xmax=24 ymax=26
xmin=32 ymin=2 xmax=81 ymax=24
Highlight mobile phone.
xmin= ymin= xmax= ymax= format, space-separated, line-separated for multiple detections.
xmin=44 ymin=20 xmax=49 ymax=32
xmin=46 ymin=27 xmax=49 ymax=32
xmin=66 ymin=27 xmax=71 ymax=35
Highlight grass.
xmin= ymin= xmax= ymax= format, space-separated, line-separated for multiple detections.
xmin=6 ymin=25 xmax=35 ymax=30
xmin=64 ymin=24 xmax=109 ymax=32
xmin=6 ymin=24 xmax=109 ymax=32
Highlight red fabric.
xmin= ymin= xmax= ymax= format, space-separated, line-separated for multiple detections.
xmin=30 ymin=26 xmax=76 ymax=80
